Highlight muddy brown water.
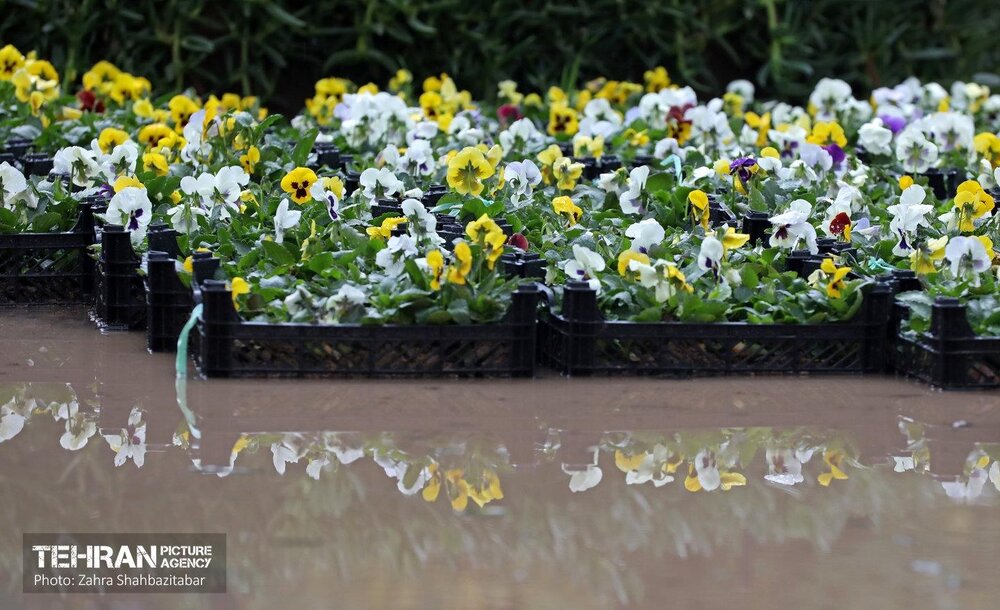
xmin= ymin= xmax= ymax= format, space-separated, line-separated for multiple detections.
xmin=1 ymin=307 xmax=999 ymax=609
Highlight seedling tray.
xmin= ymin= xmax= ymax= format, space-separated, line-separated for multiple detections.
xmin=539 ymin=281 xmax=893 ymax=377
xmin=191 ymin=278 xmax=541 ymax=378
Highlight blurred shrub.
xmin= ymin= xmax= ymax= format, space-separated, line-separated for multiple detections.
xmin=2 ymin=0 xmax=998 ymax=111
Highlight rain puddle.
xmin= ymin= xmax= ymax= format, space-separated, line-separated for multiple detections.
xmin=1 ymin=308 xmax=999 ymax=609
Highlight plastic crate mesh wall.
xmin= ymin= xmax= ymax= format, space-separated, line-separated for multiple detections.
xmin=0 ymin=240 xmax=88 ymax=305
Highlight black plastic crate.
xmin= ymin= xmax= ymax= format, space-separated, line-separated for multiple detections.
xmin=191 ymin=278 xmax=540 ymax=378
xmin=539 ymin=281 xmax=893 ymax=377
xmin=93 ymin=223 xmax=180 ymax=331
xmin=893 ymin=296 xmax=1000 ymax=390
xmin=145 ymin=250 xmax=214 ymax=352
xmin=0 ymin=204 xmax=97 ymax=305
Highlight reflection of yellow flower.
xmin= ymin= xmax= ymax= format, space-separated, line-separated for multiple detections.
xmin=447 ymin=147 xmax=494 ymax=196
xmin=280 ymin=167 xmax=318 ymax=204
xmin=615 ymin=450 xmax=645 ymax=471
xmin=617 ymin=250 xmax=650 ymax=276
xmin=445 ymin=468 xmax=471 ymax=512
xmin=468 ymin=470 xmax=503 ymax=508
xmin=422 ymin=463 xmax=441 ymax=502
xmin=552 ymin=195 xmax=582 ymax=225
xmin=818 ymin=450 xmax=849 ymax=486
xmin=820 ymin=258 xmax=852 ymax=299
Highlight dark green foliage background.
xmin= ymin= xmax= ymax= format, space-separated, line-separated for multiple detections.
xmin=1 ymin=0 xmax=998 ymax=112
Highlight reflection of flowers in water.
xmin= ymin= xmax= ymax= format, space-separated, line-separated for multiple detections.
xmin=892 ymin=418 xmax=931 ymax=474
xmin=941 ymin=448 xmax=1000 ymax=503
xmin=616 ymin=444 xmax=680 ymax=487
xmin=684 ymin=449 xmax=747 ymax=492
xmin=0 ymin=383 xmax=97 ymax=450
xmin=0 ymin=399 xmax=27 ymax=442
xmin=103 ymin=407 xmax=146 ymax=468
xmin=563 ymin=448 xmax=603 ymax=492
xmin=764 ymin=448 xmax=813 ymax=485
xmin=583 ymin=428 xmax=867 ymax=494
xmin=245 ymin=432 xmax=510 ymax=512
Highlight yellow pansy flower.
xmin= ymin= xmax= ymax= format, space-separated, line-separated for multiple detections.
xmin=0 ymin=44 xmax=25 ymax=80
xmin=98 ymin=127 xmax=130 ymax=153
xmin=366 ymin=216 xmax=408 ymax=239
xmin=574 ymin=134 xmax=605 ymax=159
xmin=688 ymin=189 xmax=710 ymax=230
xmin=465 ymin=214 xmax=505 ymax=269
xmin=898 ymin=175 xmax=914 ymax=190
xmin=974 ymin=132 xmax=1000 ymax=167
xmin=280 ymin=167 xmax=319 ymax=204
xmin=623 ymin=128 xmax=649 ymax=147
xmin=113 ymin=176 xmax=144 ymax=193
xmin=427 ymin=249 xmax=446 ymax=291
xmin=445 ymin=468 xmax=471 ymax=512
xmin=910 ymin=236 xmax=948 ymax=274
xmin=820 ymin=258 xmax=852 ymax=299
xmin=806 ymin=121 xmax=847 ymax=147
xmin=553 ymin=157 xmax=584 ymax=191
xmin=138 ymin=123 xmax=173 ymax=148
xmin=643 ymin=66 xmax=670 ymax=92
xmin=133 ymin=98 xmax=155 ymax=118
xmin=547 ymin=104 xmax=578 ymax=137
xmin=447 ymin=241 xmax=473 ymax=284
xmin=389 ymin=69 xmax=412 ymax=92
xmin=536 ymin=144 xmax=563 ymax=185
xmin=142 ymin=153 xmax=170 ymax=176
xmin=721 ymin=227 xmax=750 ymax=253
xmin=240 ymin=146 xmax=260 ymax=174
xmin=552 ymin=195 xmax=582 ymax=225
xmin=229 ymin=277 xmax=250 ymax=310
xmin=953 ymin=180 xmax=995 ymax=232
xmin=168 ymin=94 xmax=200 ymax=127
xmin=447 ymin=146 xmax=494 ymax=196
xmin=617 ymin=250 xmax=650 ymax=276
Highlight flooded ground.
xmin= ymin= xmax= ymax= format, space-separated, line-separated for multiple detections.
xmin=1 ymin=307 xmax=999 ymax=609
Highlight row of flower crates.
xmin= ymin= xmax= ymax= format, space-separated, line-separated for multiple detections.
xmin=3 ymin=203 xmax=998 ymax=387
xmin=0 ymin=199 xmax=162 ymax=330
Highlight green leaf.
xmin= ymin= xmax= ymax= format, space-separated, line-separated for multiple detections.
xmin=292 ymin=128 xmax=318 ymax=167
xmin=261 ymin=240 xmax=295 ymax=267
